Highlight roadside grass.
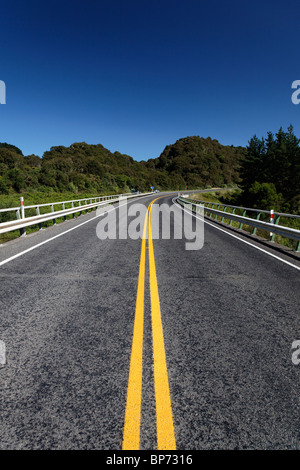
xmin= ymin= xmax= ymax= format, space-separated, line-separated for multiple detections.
xmin=192 ymin=189 xmax=239 ymax=203
xmin=190 ymin=189 xmax=300 ymax=252
xmin=0 ymin=190 xmax=117 ymax=244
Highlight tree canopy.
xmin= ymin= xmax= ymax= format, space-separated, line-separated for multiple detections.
xmin=0 ymin=129 xmax=298 ymax=214
xmin=0 ymin=137 xmax=245 ymax=195
xmin=239 ymin=125 xmax=300 ymax=212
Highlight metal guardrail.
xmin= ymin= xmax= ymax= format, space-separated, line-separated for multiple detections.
xmin=0 ymin=192 xmax=152 ymax=236
xmin=177 ymin=196 xmax=300 ymax=251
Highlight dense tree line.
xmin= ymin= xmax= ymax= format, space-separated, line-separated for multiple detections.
xmin=238 ymin=125 xmax=300 ymax=213
xmin=0 ymin=130 xmax=298 ymax=214
xmin=0 ymin=137 xmax=245 ymax=195
xmin=0 ymin=142 xmax=166 ymax=194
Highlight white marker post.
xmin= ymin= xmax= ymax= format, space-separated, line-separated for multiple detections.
xmin=270 ymin=209 xmax=274 ymax=239
xmin=20 ymin=197 xmax=26 ymax=236
xmin=20 ymin=197 xmax=25 ymax=219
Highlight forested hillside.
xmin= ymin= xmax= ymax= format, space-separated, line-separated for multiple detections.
xmin=0 ymin=137 xmax=244 ymax=195
xmin=0 ymin=128 xmax=298 ymax=214
xmin=144 ymin=136 xmax=245 ymax=188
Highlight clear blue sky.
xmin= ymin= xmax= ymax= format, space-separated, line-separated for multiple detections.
xmin=0 ymin=0 xmax=299 ymax=161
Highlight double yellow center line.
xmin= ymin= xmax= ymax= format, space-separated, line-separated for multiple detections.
xmin=122 ymin=197 xmax=176 ymax=450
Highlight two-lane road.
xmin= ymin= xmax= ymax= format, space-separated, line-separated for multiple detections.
xmin=0 ymin=192 xmax=299 ymax=449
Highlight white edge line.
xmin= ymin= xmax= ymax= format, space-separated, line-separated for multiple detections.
xmin=0 ymin=195 xmax=153 ymax=267
xmin=173 ymin=198 xmax=300 ymax=272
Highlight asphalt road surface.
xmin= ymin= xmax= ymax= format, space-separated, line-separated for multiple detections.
xmin=0 ymin=192 xmax=299 ymax=450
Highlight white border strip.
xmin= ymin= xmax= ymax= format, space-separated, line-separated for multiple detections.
xmin=173 ymin=198 xmax=300 ymax=272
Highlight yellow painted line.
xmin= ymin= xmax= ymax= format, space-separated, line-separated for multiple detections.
xmin=148 ymin=200 xmax=176 ymax=450
xmin=122 ymin=196 xmax=176 ymax=450
xmin=122 ymin=210 xmax=148 ymax=450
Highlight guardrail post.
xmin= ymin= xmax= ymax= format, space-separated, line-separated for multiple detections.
xmin=20 ymin=197 xmax=26 ymax=236
xmin=62 ymin=203 xmax=67 ymax=221
xmin=229 ymin=208 xmax=235 ymax=225
xmin=51 ymin=204 xmax=56 ymax=225
xmin=239 ymin=210 xmax=247 ymax=229
xmin=71 ymin=201 xmax=75 ymax=218
xmin=36 ymin=206 xmax=43 ymax=230
xmin=221 ymin=206 xmax=227 ymax=223
xmin=252 ymin=213 xmax=261 ymax=235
